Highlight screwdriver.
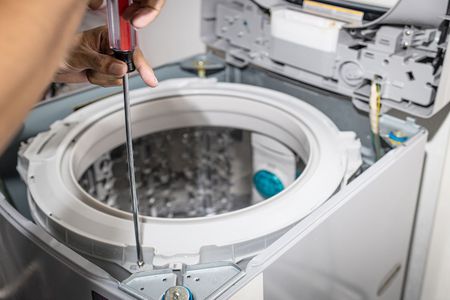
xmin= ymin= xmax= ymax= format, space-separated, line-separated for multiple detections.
xmin=106 ymin=0 xmax=144 ymax=267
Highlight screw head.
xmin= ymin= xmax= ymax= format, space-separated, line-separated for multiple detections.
xmin=164 ymin=286 xmax=192 ymax=300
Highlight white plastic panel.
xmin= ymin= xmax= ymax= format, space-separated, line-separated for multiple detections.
xmin=271 ymin=9 xmax=344 ymax=52
xmin=216 ymin=123 xmax=427 ymax=300
xmin=204 ymin=0 xmax=450 ymax=119
xmin=433 ymin=46 xmax=450 ymax=116
xmin=344 ymin=0 xmax=398 ymax=8
xmin=342 ymin=0 xmax=447 ymax=28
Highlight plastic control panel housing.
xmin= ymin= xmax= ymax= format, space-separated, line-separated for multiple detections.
xmin=201 ymin=0 xmax=450 ymax=118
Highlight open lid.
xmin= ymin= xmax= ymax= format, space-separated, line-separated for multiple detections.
xmin=201 ymin=0 xmax=450 ymax=118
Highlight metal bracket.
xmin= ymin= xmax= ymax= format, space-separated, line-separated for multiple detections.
xmin=119 ymin=262 xmax=244 ymax=300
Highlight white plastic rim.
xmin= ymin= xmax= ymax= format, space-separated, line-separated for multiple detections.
xmin=345 ymin=0 xmax=398 ymax=8
xmin=20 ymin=78 xmax=361 ymax=266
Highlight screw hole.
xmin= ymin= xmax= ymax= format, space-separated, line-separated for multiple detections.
xmin=162 ymin=278 xmax=167 ymax=282
xmin=383 ymin=59 xmax=390 ymax=66
xmin=406 ymin=71 xmax=415 ymax=81
xmin=187 ymin=275 xmax=191 ymax=279
xmin=140 ymin=287 xmax=144 ymax=291
xmin=195 ymin=278 xmax=200 ymax=282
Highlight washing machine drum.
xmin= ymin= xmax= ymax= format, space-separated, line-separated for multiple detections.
xmin=19 ymin=79 xmax=362 ymax=268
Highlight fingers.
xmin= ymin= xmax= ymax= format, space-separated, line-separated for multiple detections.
xmin=84 ymin=51 xmax=128 ymax=77
xmin=132 ymin=7 xmax=160 ymax=28
xmin=63 ymin=27 xmax=119 ymax=74
xmin=85 ymin=48 xmax=158 ymax=87
xmin=58 ymin=25 xmax=158 ymax=88
xmin=123 ymin=0 xmax=166 ymax=28
xmin=134 ymin=48 xmax=158 ymax=87
xmin=88 ymin=0 xmax=105 ymax=10
xmin=86 ymin=49 xmax=158 ymax=87
xmin=86 ymin=70 xmax=123 ymax=87
xmin=84 ymin=54 xmax=124 ymax=87
xmin=54 ymin=71 xmax=88 ymax=84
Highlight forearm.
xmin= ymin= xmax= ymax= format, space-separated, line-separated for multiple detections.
xmin=0 ymin=0 xmax=88 ymax=152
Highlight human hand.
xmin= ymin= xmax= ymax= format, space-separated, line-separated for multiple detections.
xmin=88 ymin=0 xmax=165 ymax=28
xmin=88 ymin=0 xmax=105 ymax=10
xmin=123 ymin=0 xmax=166 ymax=28
xmin=54 ymin=26 xmax=157 ymax=87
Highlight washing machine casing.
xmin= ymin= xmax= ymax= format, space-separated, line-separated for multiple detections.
xmin=0 ymin=68 xmax=425 ymax=300
xmin=0 ymin=0 xmax=448 ymax=299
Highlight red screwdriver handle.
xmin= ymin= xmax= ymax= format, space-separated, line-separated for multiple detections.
xmin=106 ymin=0 xmax=137 ymax=72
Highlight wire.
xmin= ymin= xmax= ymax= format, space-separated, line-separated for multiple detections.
xmin=369 ymin=79 xmax=382 ymax=160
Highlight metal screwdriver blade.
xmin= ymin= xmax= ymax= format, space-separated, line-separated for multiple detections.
xmin=122 ymin=74 xmax=144 ymax=267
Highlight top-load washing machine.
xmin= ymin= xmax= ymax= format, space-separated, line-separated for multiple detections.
xmin=1 ymin=0 xmax=449 ymax=299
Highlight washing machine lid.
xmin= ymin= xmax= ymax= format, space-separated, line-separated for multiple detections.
xmin=202 ymin=0 xmax=450 ymax=118
xmin=18 ymin=78 xmax=362 ymax=266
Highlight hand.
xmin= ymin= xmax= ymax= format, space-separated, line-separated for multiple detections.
xmin=88 ymin=0 xmax=165 ymax=28
xmin=123 ymin=0 xmax=166 ymax=28
xmin=54 ymin=26 xmax=158 ymax=87
xmin=88 ymin=0 xmax=105 ymax=10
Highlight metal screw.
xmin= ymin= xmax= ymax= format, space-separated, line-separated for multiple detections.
xmin=196 ymin=60 xmax=206 ymax=78
xmin=174 ymin=291 xmax=181 ymax=300
xmin=164 ymin=286 xmax=191 ymax=300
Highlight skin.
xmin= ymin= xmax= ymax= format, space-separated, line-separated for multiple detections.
xmin=55 ymin=26 xmax=158 ymax=87
xmin=0 ymin=0 xmax=165 ymax=153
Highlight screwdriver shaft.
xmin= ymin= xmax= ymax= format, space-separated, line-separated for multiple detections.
xmin=122 ymin=74 xmax=144 ymax=267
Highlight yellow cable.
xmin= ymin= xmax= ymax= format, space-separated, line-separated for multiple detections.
xmin=370 ymin=79 xmax=383 ymax=159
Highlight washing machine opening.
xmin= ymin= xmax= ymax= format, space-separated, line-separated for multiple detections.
xmin=19 ymin=82 xmax=362 ymax=265
xmin=79 ymin=126 xmax=305 ymax=218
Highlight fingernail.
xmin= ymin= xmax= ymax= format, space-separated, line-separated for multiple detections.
xmin=132 ymin=8 xmax=157 ymax=28
xmin=153 ymin=76 xmax=159 ymax=86
xmin=109 ymin=63 xmax=126 ymax=76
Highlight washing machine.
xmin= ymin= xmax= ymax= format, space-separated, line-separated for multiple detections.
xmin=1 ymin=0 xmax=449 ymax=299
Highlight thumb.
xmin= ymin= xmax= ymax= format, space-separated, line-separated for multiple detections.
xmin=83 ymin=50 xmax=128 ymax=77
xmin=88 ymin=0 xmax=105 ymax=10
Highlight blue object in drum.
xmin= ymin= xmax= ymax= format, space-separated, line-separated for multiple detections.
xmin=253 ymin=170 xmax=285 ymax=199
